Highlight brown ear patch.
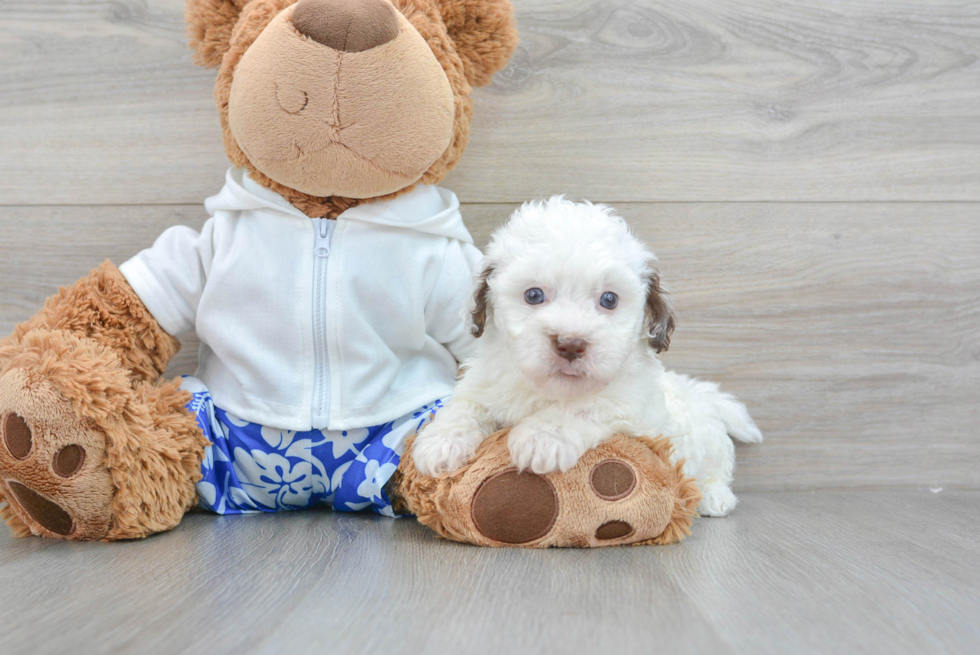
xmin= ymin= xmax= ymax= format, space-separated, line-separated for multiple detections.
xmin=6 ymin=482 xmax=74 ymax=536
xmin=645 ymin=271 xmax=675 ymax=353
xmin=470 ymin=266 xmax=493 ymax=337
xmin=471 ymin=469 xmax=558 ymax=544
xmin=2 ymin=413 xmax=32 ymax=460
xmin=590 ymin=460 xmax=636 ymax=500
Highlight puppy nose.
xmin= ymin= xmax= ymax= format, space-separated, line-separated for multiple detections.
xmin=292 ymin=0 xmax=400 ymax=53
xmin=552 ymin=336 xmax=588 ymax=362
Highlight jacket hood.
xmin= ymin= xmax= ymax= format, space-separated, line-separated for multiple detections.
xmin=205 ymin=168 xmax=473 ymax=244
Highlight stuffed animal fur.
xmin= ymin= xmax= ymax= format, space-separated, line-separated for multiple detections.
xmin=0 ymin=0 xmax=698 ymax=547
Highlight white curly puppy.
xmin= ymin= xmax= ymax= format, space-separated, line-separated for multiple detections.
xmin=412 ymin=197 xmax=762 ymax=516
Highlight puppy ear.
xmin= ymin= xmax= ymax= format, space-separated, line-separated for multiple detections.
xmin=435 ymin=0 xmax=520 ymax=87
xmin=470 ymin=266 xmax=494 ymax=338
xmin=185 ymin=0 xmax=249 ymax=68
xmin=644 ymin=270 xmax=675 ymax=353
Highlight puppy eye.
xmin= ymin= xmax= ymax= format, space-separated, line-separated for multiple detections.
xmin=524 ymin=288 xmax=546 ymax=305
xmin=599 ymin=291 xmax=619 ymax=309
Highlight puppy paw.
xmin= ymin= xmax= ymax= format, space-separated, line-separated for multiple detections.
xmin=508 ymin=422 xmax=587 ymax=474
xmin=698 ymin=483 xmax=737 ymax=517
xmin=412 ymin=424 xmax=483 ymax=477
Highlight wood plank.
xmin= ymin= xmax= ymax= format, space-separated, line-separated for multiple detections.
xmin=0 ymin=490 xmax=976 ymax=654
xmin=660 ymin=490 xmax=980 ymax=654
xmin=1 ymin=202 xmax=977 ymax=491
xmin=1 ymin=0 xmax=978 ymax=204
xmin=0 ymin=205 xmax=210 ymax=375
xmin=470 ymin=201 xmax=980 ymax=491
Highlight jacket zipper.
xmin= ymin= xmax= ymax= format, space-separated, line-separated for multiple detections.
xmin=311 ymin=218 xmax=336 ymax=427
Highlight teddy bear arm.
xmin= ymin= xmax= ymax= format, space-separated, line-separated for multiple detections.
xmin=4 ymin=261 xmax=180 ymax=383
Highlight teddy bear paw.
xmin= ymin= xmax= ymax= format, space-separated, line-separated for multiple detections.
xmin=0 ymin=365 xmax=115 ymax=540
xmin=401 ymin=431 xmax=702 ymax=548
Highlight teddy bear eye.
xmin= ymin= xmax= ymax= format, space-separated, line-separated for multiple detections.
xmin=524 ymin=288 xmax=546 ymax=305
xmin=599 ymin=292 xmax=619 ymax=309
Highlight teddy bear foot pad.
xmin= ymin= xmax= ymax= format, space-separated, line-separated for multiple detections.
xmin=0 ymin=363 xmax=116 ymax=540
xmin=469 ymin=464 xmax=645 ymax=544
xmin=397 ymin=430 xmax=702 ymax=548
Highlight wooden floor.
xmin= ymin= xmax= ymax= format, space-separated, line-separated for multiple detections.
xmin=0 ymin=490 xmax=976 ymax=654
xmin=1 ymin=0 xmax=978 ymax=653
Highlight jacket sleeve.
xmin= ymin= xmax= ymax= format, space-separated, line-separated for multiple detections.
xmin=425 ymin=239 xmax=483 ymax=363
xmin=118 ymin=219 xmax=215 ymax=337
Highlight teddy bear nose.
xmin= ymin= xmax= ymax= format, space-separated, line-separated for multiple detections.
xmin=552 ymin=336 xmax=589 ymax=362
xmin=292 ymin=0 xmax=400 ymax=53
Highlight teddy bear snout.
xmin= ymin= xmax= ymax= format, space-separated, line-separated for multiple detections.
xmin=292 ymin=0 xmax=400 ymax=53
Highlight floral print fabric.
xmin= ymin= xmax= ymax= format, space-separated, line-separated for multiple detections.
xmin=181 ymin=376 xmax=443 ymax=517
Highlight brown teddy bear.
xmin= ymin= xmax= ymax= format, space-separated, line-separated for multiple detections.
xmin=0 ymin=0 xmax=699 ymax=547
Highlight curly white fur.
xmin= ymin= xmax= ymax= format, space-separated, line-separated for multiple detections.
xmin=412 ymin=197 xmax=762 ymax=517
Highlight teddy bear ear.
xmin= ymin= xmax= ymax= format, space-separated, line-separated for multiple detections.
xmin=436 ymin=0 xmax=519 ymax=87
xmin=185 ymin=0 xmax=251 ymax=68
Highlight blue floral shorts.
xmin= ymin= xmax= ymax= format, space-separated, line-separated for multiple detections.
xmin=180 ymin=376 xmax=444 ymax=517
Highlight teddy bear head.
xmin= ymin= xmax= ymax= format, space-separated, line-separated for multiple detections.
xmin=186 ymin=0 xmax=518 ymax=217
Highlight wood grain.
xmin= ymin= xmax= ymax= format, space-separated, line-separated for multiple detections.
xmin=1 ymin=0 xmax=979 ymax=204
xmin=1 ymin=202 xmax=977 ymax=491
xmin=1 ymin=1 xmax=977 ymax=652
xmin=0 ymin=490 xmax=975 ymax=654
xmin=467 ymin=201 xmax=980 ymax=491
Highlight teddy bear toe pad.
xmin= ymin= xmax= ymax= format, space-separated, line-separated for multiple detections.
xmin=590 ymin=460 xmax=637 ymax=500
xmin=3 ymin=413 xmax=31 ymax=459
xmin=0 ymin=369 xmax=115 ymax=540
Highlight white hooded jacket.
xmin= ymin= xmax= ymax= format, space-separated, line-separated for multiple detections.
xmin=120 ymin=168 xmax=481 ymax=431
